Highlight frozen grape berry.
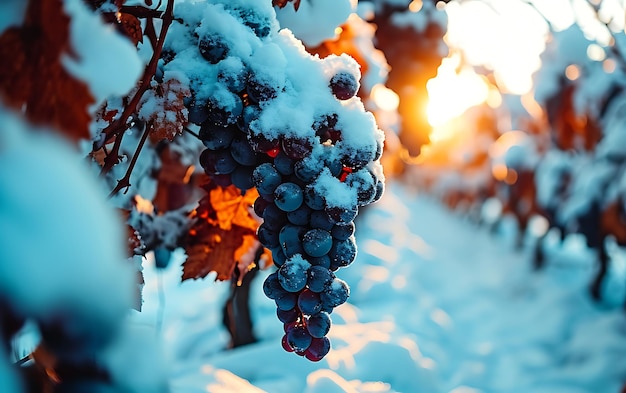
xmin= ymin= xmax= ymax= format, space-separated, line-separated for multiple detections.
xmin=274 ymin=182 xmax=304 ymax=212
xmin=198 ymin=33 xmax=229 ymax=64
xmin=278 ymin=255 xmax=311 ymax=292
xmin=330 ymin=71 xmax=358 ymax=100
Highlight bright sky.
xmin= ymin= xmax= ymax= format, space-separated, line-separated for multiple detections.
xmin=425 ymin=0 xmax=625 ymax=128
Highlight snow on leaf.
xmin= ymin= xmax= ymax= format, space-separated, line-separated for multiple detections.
xmin=182 ymin=183 xmax=261 ymax=282
xmin=0 ymin=0 xmax=94 ymax=141
xmin=139 ymin=78 xmax=191 ymax=143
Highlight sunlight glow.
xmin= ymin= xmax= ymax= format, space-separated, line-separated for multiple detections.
xmin=444 ymin=1 xmax=547 ymax=94
xmin=370 ymin=83 xmax=400 ymax=112
xmin=426 ymin=54 xmax=490 ymax=128
xmin=565 ymin=64 xmax=581 ymax=80
xmin=409 ymin=0 xmax=423 ymax=13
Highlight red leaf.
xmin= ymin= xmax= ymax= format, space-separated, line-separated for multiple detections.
xmin=0 ymin=0 xmax=94 ymax=141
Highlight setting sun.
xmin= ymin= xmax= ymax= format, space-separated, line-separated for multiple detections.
xmin=425 ymin=54 xmax=491 ymax=130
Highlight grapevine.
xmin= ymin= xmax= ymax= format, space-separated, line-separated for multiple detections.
xmin=0 ymin=1 xmax=386 ymax=390
xmin=162 ymin=0 xmax=385 ymax=359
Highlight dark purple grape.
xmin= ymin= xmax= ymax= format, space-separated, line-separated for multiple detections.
xmin=206 ymin=94 xmax=243 ymax=127
xmin=238 ymin=104 xmax=261 ymax=132
xmin=286 ymin=325 xmax=312 ymax=352
xmin=277 ymin=308 xmax=299 ymax=324
xmin=276 ymin=291 xmax=298 ymax=311
xmin=331 ymin=221 xmax=355 ymax=241
xmin=262 ymin=272 xmax=284 ymax=300
xmin=230 ymin=166 xmax=255 ymax=191
xmin=199 ymin=123 xmax=236 ymax=150
xmin=271 ymin=247 xmax=287 ymax=267
xmin=253 ymin=163 xmax=281 ymax=194
xmin=287 ymin=204 xmax=312 ymax=226
xmin=306 ymin=312 xmax=331 ymax=338
xmin=217 ymin=60 xmax=247 ymax=93
xmin=325 ymin=205 xmax=358 ymax=223
xmin=198 ymin=33 xmax=229 ymax=64
xmin=330 ymin=71 xmax=358 ymax=100
xmin=282 ymin=137 xmax=313 ymax=160
xmin=310 ymin=210 xmax=335 ymax=231
xmin=281 ymin=334 xmax=294 ymax=352
xmin=274 ymin=182 xmax=304 ymax=212
xmin=341 ymin=146 xmax=376 ymax=170
xmin=253 ymin=196 xmax=270 ymax=217
xmin=298 ymin=289 xmax=322 ymax=315
xmin=247 ymin=74 xmax=278 ymax=102
xmin=328 ymin=236 xmax=358 ymax=270
xmin=304 ymin=337 xmax=331 ymax=361
xmin=320 ymin=278 xmax=349 ymax=308
xmin=302 ymin=229 xmax=333 ymax=258
xmin=304 ymin=185 xmax=326 ymax=211
xmin=278 ymin=224 xmax=307 ymax=258
xmin=248 ymin=130 xmax=280 ymax=154
xmin=200 ymin=149 xmax=237 ymax=175
xmin=230 ymin=135 xmax=259 ymax=166
xmin=257 ymin=223 xmax=280 ymax=249
xmin=262 ymin=203 xmax=288 ymax=231
xmin=187 ymin=100 xmax=210 ymax=125
xmin=274 ymin=151 xmax=295 ymax=175
xmin=321 ymin=150 xmax=343 ymax=177
xmin=277 ymin=255 xmax=311 ymax=292
xmin=307 ymin=265 xmax=335 ymax=293
xmin=308 ymin=254 xmax=331 ymax=269
xmin=294 ymin=159 xmax=322 ymax=183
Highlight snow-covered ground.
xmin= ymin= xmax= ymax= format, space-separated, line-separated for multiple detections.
xmin=137 ymin=181 xmax=626 ymax=393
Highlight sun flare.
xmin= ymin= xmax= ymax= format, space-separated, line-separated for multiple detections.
xmin=425 ymin=54 xmax=491 ymax=132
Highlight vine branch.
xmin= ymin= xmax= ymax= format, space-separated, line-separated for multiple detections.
xmin=108 ymin=122 xmax=152 ymax=198
xmin=97 ymin=0 xmax=175 ymax=174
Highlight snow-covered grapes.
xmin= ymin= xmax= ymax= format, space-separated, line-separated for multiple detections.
xmin=161 ymin=0 xmax=384 ymax=360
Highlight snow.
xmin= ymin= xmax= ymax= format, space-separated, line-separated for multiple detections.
xmin=133 ymin=181 xmax=626 ymax=392
xmin=62 ymin=0 xmax=143 ymax=105
xmin=0 ymin=109 xmax=135 ymax=328
xmin=275 ymin=0 xmax=356 ymax=47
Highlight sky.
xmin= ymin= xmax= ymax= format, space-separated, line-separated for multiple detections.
xmin=425 ymin=0 xmax=625 ymax=128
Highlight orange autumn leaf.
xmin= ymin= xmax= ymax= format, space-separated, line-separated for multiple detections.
xmin=182 ymin=225 xmax=255 ymax=281
xmin=0 ymin=0 xmax=94 ymax=141
xmin=210 ymin=184 xmax=260 ymax=231
xmin=182 ymin=183 xmax=261 ymax=282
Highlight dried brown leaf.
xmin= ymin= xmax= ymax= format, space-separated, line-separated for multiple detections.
xmin=0 ymin=0 xmax=94 ymax=141
xmin=118 ymin=13 xmax=143 ymax=46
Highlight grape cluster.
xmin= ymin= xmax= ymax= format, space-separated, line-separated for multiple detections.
xmin=162 ymin=1 xmax=384 ymax=360
xmin=253 ymin=96 xmax=383 ymax=360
